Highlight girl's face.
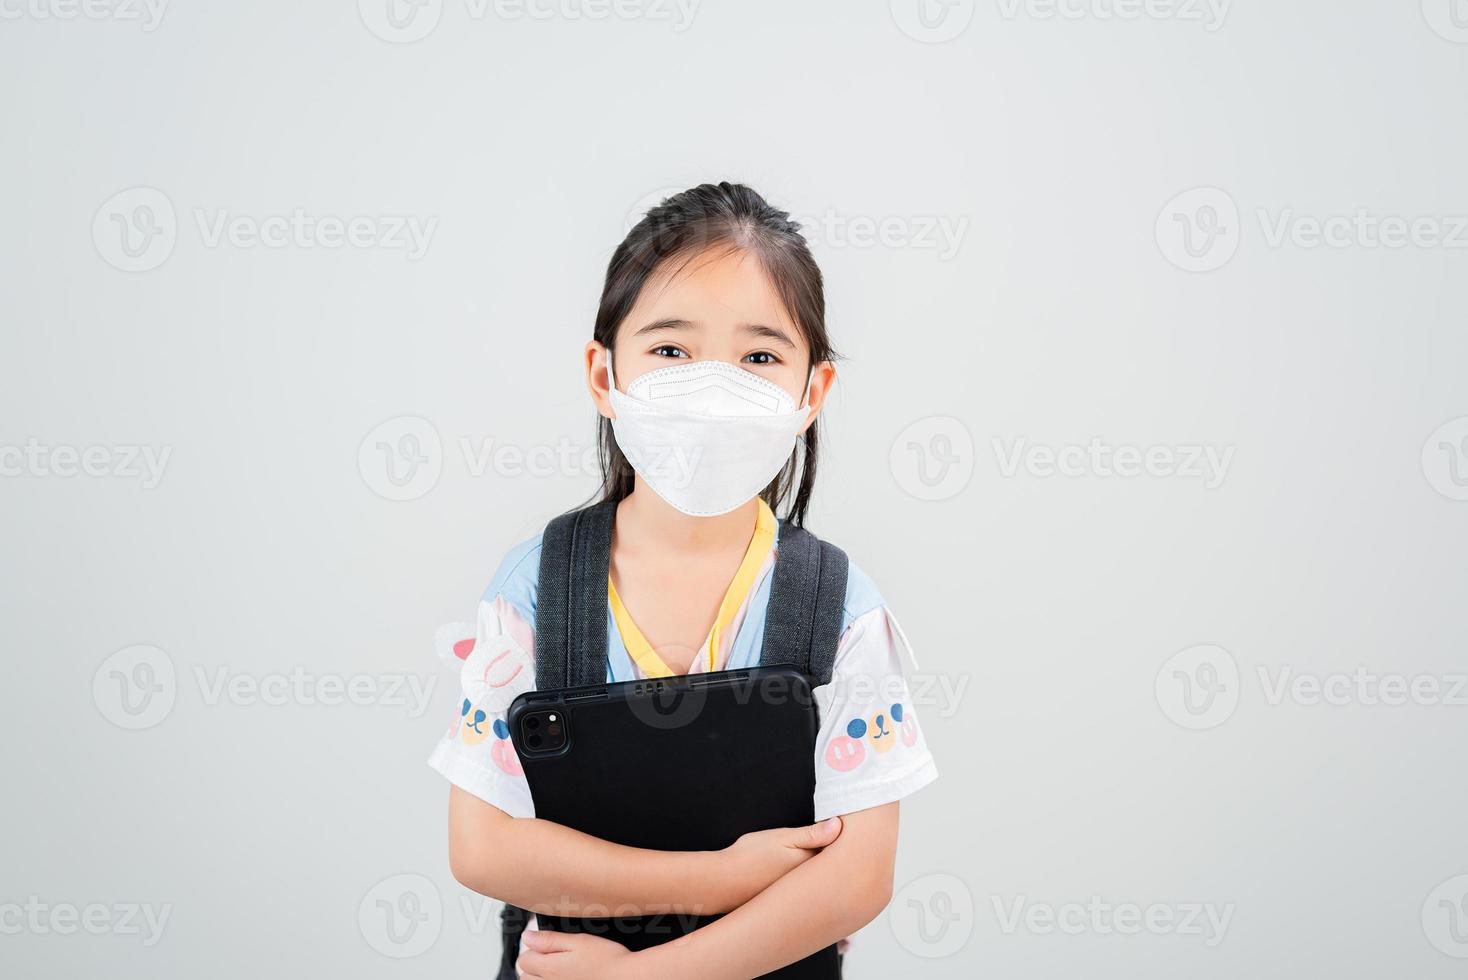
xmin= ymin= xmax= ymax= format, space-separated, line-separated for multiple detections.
xmin=586 ymin=247 xmax=834 ymax=429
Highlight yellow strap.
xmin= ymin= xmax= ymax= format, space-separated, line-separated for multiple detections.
xmin=608 ymin=500 xmax=777 ymax=677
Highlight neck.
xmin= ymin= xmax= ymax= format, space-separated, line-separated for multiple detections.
xmin=615 ymin=482 xmax=760 ymax=556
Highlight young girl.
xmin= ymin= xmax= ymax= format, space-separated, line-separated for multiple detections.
xmin=429 ymin=182 xmax=938 ymax=979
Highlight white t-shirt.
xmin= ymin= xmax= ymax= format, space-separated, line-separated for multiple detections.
xmin=429 ymin=520 xmax=938 ymax=822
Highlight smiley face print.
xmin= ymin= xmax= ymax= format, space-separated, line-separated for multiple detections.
xmin=848 ymin=703 xmax=902 ymax=755
xmin=459 ymin=698 xmax=492 ymax=747
xmin=825 ymin=703 xmax=915 ymax=773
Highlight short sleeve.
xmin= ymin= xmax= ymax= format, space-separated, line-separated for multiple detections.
xmin=427 ymin=539 xmax=543 ymax=818
xmin=812 ymin=604 xmax=939 ymax=821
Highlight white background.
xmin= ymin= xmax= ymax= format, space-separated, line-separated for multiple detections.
xmin=3 ymin=1 xmax=1467 ymax=977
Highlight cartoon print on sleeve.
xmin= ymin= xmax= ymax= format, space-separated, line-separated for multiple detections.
xmin=490 ymin=718 xmax=524 ymax=777
xmin=460 ymin=697 xmax=492 ymax=746
xmin=437 ymin=619 xmax=533 ymax=777
xmin=824 ymin=702 xmax=919 ymax=773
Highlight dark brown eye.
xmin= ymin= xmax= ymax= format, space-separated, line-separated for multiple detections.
xmin=652 ymin=345 xmax=688 ymax=358
xmin=744 ymin=351 xmax=778 ymax=365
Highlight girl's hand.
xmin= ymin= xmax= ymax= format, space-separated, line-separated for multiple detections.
xmin=516 ymin=929 xmax=643 ymax=979
xmin=722 ymin=817 xmax=843 ymax=906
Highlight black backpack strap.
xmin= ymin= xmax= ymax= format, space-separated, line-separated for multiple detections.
xmin=504 ymin=501 xmax=619 ymax=971
xmin=534 ymin=500 xmax=618 ymax=688
xmin=760 ymin=521 xmax=849 ymax=686
xmin=497 ymin=904 xmax=529 ymax=980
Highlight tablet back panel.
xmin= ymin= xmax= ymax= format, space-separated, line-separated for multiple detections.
xmin=507 ymin=667 xmax=840 ymax=978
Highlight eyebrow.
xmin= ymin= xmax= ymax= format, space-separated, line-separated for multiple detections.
xmin=632 ymin=318 xmax=698 ymax=336
xmin=740 ymin=323 xmax=797 ymax=348
xmin=631 ymin=318 xmax=797 ymax=349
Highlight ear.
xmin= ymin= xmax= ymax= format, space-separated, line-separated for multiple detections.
xmin=798 ymin=360 xmax=837 ymax=435
xmin=585 ymin=341 xmax=615 ymax=420
xmin=435 ymin=622 xmax=477 ymax=666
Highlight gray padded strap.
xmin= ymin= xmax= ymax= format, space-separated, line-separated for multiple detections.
xmin=535 ymin=501 xmax=617 ymax=688
xmin=760 ymin=522 xmax=849 ymax=686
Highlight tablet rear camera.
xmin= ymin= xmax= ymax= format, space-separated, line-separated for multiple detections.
xmin=520 ymin=709 xmax=568 ymax=753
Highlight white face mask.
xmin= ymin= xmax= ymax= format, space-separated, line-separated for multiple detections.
xmin=607 ymin=358 xmax=811 ymax=518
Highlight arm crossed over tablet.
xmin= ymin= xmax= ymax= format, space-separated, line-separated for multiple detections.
xmin=448 ymin=788 xmax=898 ymax=978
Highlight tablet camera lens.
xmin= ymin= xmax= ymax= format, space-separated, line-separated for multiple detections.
xmin=528 ymin=734 xmax=543 ymax=748
xmin=526 ymin=716 xmax=540 ymax=730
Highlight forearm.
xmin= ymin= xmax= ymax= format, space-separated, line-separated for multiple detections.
xmin=639 ymin=804 xmax=899 ymax=980
xmin=456 ymin=817 xmax=733 ymax=915
xmin=448 ymin=788 xmax=739 ymax=916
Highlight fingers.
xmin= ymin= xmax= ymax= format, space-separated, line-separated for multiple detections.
xmin=516 ymin=948 xmax=550 ymax=977
xmin=790 ymin=816 xmax=843 ymax=850
xmin=521 ymin=929 xmax=578 ymax=954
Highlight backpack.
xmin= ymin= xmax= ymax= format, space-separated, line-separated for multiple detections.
xmin=498 ymin=500 xmax=849 ymax=979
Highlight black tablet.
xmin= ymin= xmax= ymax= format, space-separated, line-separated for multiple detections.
xmin=507 ymin=666 xmax=840 ymax=979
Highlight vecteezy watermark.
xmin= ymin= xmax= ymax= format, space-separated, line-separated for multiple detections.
xmin=627 ymin=188 xmax=970 ymax=260
xmin=1422 ymin=417 xmax=1468 ymax=502
xmin=1257 ymin=667 xmax=1468 ymax=708
xmin=359 ymin=874 xmax=442 ymax=958
xmin=1423 ymin=874 xmax=1468 ymax=958
xmin=1156 ymin=187 xmax=1240 ymax=272
xmin=890 ymin=416 xmax=975 ymax=502
xmin=357 ymin=416 xmax=640 ymax=501
xmin=1256 ymin=209 xmax=1468 ymax=251
xmin=0 ymin=898 xmax=173 ymax=946
xmin=358 ymin=0 xmax=701 ymax=43
xmin=1155 ymin=644 xmax=1240 ymax=731
xmin=992 ymin=437 xmax=1236 ymax=488
xmin=92 ymin=187 xmax=176 ymax=272
xmin=0 ymin=439 xmax=172 ymax=488
xmin=996 ymin=0 xmax=1231 ymax=31
xmin=794 ymin=209 xmax=969 ymax=260
xmin=193 ymin=666 xmax=437 ymax=716
xmin=193 ymin=209 xmax=436 ymax=258
xmin=93 ymin=645 xmax=177 ymax=730
xmin=1421 ymin=0 xmax=1468 ymax=43
xmin=358 ymin=416 xmax=444 ymax=502
xmin=361 ymin=874 xmax=710 ymax=954
xmin=992 ymin=895 xmax=1234 ymax=947
xmin=0 ymin=0 xmax=169 ymax=30
xmin=1158 ymin=186 xmax=1468 ymax=271
xmin=890 ymin=873 xmax=975 ymax=958
xmin=92 ymin=646 xmax=439 ymax=729
xmin=92 ymin=187 xmax=438 ymax=272
xmin=824 ymin=670 xmax=971 ymax=721
xmin=1158 ymin=646 xmax=1468 ymax=730
xmin=889 ymin=0 xmax=975 ymax=43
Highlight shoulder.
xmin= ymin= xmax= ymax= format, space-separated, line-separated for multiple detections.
xmin=839 ymin=557 xmax=886 ymax=633
xmin=482 ymin=531 xmax=545 ymax=624
xmin=777 ymin=524 xmax=888 ymax=633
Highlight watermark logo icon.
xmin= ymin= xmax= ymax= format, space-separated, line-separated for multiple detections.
xmin=1155 ymin=644 xmax=1239 ymax=730
xmin=359 ymin=416 xmax=444 ymax=501
xmin=1156 ymin=187 xmax=1240 ymax=272
xmin=1422 ymin=0 xmax=1468 ymax=42
xmin=1423 ymin=874 xmax=1468 ymax=958
xmin=359 ymin=874 xmax=442 ymax=957
xmin=359 ymin=0 xmax=442 ymax=42
xmin=1422 ymin=417 xmax=1468 ymax=501
xmin=93 ymin=187 xmax=176 ymax=272
xmin=890 ymin=416 xmax=974 ymax=501
xmin=626 ymin=665 xmax=710 ymax=731
xmin=625 ymin=186 xmax=684 ymax=233
xmin=890 ymin=0 xmax=975 ymax=42
xmin=93 ymin=645 xmax=176 ymax=730
xmin=890 ymin=873 xmax=974 ymax=958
